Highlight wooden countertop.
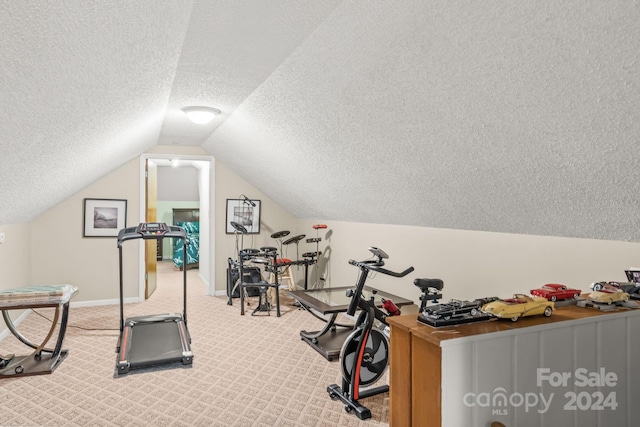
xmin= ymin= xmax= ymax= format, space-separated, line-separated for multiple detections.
xmin=388 ymin=299 xmax=640 ymax=347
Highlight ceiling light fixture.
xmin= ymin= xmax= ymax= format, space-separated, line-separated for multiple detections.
xmin=181 ymin=106 xmax=221 ymax=124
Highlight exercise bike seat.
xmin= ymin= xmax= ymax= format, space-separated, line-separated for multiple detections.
xmin=414 ymin=278 xmax=444 ymax=291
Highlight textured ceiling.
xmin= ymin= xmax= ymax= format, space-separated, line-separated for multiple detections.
xmin=1 ymin=1 xmax=639 ymax=242
xmin=0 ymin=0 xmax=193 ymax=223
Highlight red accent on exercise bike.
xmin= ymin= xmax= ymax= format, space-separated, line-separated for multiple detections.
xmin=352 ymin=328 xmax=370 ymax=400
xmin=381 ymin=298 xmax=401 ymax=317
xmin=312 ymin=224 xmax=328 ymax=229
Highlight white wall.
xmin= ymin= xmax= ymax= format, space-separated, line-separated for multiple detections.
xmin=298 ymin=219 xmax=640 ymax=306
xmin=196 ymin=160 xmax=212 ymax=292
xmin=0 ymin=222 xmax=32 ymax=336
xmin=0 ymin=222 xmax=31 ymax=290
xmin=157 ymin=166 xmax=199 ymax=201
xmin=30 ymin=158 xmax=140 ymax=304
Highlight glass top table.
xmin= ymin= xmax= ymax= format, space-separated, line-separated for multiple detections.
xmin=290 ymin=286 xmax=413 ymax=314
xmin=1 ymin=284 xmax=78 ymax=377
xmin=289 ymin=286 xmax=414 ymax=361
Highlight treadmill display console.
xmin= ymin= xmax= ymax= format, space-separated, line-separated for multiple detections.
xmin=118 ymin=222 xmax=186 ymax=246
xmin=138 ymin=222 xmax=167 ymax=235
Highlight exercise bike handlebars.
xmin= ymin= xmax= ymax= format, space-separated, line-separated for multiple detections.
xmin=346 ymin=256 xmax=414 ymax=316
xmin=347 ymin=259 xmax=414 ymax=278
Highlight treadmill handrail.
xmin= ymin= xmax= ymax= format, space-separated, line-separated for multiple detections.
xmin=117 ymin=222 xmax=189 ymax=334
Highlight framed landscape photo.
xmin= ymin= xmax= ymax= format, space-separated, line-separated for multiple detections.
xmin=225 ymin=199 xmax=261 ymax=234
xmin=83 ymin=198 xmax=127 ymax=237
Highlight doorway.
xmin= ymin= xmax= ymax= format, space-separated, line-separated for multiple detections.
xmin=139 ymin=154 xmax=214 ymax=299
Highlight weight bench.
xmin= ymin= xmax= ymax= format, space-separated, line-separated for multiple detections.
xmin=0 ymin=284 xmax=78 ymax=377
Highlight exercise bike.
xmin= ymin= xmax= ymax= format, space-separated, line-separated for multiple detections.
xmin=327 ymin=247 xmax=414 ymax=420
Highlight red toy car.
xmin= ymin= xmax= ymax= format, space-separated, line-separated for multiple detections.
xmin=530 ymin=284 xmax=581 ymax=301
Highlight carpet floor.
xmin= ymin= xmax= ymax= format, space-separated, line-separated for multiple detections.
xmin=0 ymin=261 xmax=391 ymax=426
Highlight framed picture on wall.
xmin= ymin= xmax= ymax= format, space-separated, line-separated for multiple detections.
xmin=225 ymin=198 xmax=261 ymax=234
xmin=83 ymin=198 xmax=127 ymax=237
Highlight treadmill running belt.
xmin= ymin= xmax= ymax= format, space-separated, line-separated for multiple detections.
xmin=128 ymin=322 xmax=184 ymax=365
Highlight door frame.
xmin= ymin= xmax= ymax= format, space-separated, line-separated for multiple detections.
xmin=138 ymin=153 xmax=215 ymax=299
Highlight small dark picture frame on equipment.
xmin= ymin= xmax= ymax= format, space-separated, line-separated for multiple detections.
xmin=625 ymin=269 xmax=640 ymax=283
xmin=83 ymin=198 xmax=127 ymax=237
xmin=225 ymin=198 xmax=260 ymax=234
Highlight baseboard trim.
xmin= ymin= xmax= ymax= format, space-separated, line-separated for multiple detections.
xmin=70 ymin=297 xmax=139 ymax=308
xmin=0 ymin=309 xmax=30 ymax=342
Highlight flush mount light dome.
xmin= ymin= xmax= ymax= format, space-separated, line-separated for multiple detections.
xmin=181 ymin=106 xmax=221 ymax=124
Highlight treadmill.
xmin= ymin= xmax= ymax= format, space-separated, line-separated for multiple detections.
xmin=115 ymin=222 xmax=193 ymax=375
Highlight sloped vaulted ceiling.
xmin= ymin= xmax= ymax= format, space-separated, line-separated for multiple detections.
xmin=204 ymin=0 xmax=640 ymax=242
xmin=0 ymin=0 xmax=194 ymax=223
xmin=1 ymin=1 xmax=639 ymax=242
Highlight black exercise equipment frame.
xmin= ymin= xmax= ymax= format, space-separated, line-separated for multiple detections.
xmin=115 ymin=222 xmax=193 ymax=375
xmin=327 ymin=247 xmax=414 ymax=420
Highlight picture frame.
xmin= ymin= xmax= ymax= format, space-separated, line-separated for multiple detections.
xmin=225 ymin=199 xmax=261 ymax=234
xmin=83 ymin=198 xmax=127 ymax=237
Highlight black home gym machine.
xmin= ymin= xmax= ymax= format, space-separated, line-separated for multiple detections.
xmin=327 ymin=247 xmax=414 ymax=420
xmin=115 ymin=222 xmax=193 ymax=375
